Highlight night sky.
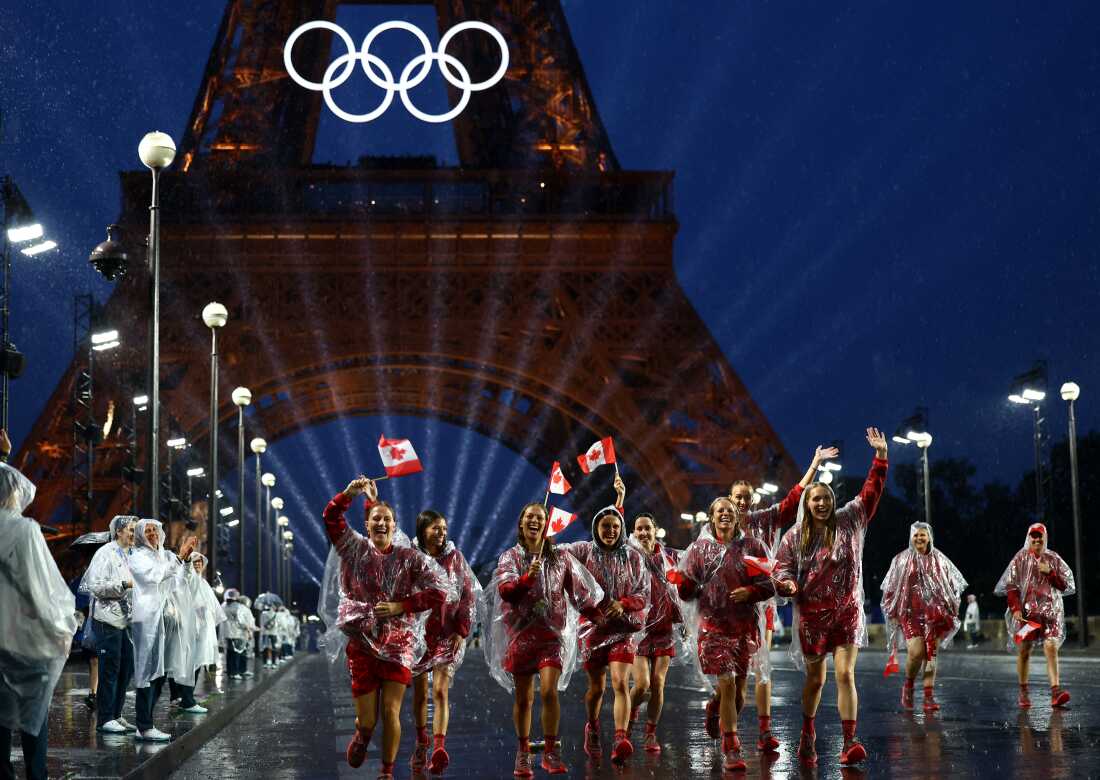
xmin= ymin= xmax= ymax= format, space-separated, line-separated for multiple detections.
xmin=1 ymin=2 xmax=1098 ymax=591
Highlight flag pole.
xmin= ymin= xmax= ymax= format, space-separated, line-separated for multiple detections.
xmin=542 ymin=490 xmax=550 ymax=507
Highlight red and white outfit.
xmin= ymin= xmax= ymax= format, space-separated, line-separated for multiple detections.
xmin=880 ymin=522 xmax=967 ymax=659
xmin=412 ymin=541 xmax=480 ymax=676
xmin=675 ymin=531 xmax=775 ymax=679
xmin=628 ymin=539 xmax=683 ymax=659
xmin=321 ymin=493 xmax=450 ymax=696
xmin=774 ymin=457 xmax=888 ymax=665
xmin=742 ymin=484 xmax=804 ymax=633
xmin=483 ymin=544 xmax=603 ymax=692
xmin=994 ymin=524 xmax=1076 ymax=650
xmin=558 ymin=507 xmax=651 ymax=670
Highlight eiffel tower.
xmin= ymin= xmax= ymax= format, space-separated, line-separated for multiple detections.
xmin=16 ymin=0 xmax=796 ymax=568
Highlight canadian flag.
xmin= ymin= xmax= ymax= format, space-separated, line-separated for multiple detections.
xmin=377 ymin=435 xmax=423 ymax=478
xmin=548 ymin=461 xmax=571 ymax=495
xmin=743 ymin=555 xmax=775 ymax=577
xmin=545 ymin=506 xmax=577 ymax=537
xmin=577 ymin=437 xmax=616 ymax=474
xmin=883 ymin=650 xmax=899 ymax=677
xmin=1014 ymin=620 xmax=1043 ymax=645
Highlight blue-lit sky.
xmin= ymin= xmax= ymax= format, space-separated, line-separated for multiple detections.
xmin=1 ymin=3 xmax=1098 ymax=593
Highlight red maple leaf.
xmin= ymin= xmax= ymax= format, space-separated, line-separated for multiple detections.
xmin=551 ymin=472 xmax=562 ymax=484
xmin=587 ymin=447 xmax=602 ymax=463
xmin=388 ymin=446 xmax=406 ymax=460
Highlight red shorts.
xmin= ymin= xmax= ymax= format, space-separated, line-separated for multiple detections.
xmin=765 ymin=605 xmax=775 ymax=633
xmin=583 ymin=639 xmax=635 ymax=671
xmin=698 ymin=629 xmax=759 ymax=678
xmin=503 ymin=631 xmax=563 ymax=677
xmin=346 ymin=639 xmax=412 ymax=696
xmin=636 ymin=629 xmax=676 ymax=659
xmin=798 ymin=603 xmax=860 ymax=658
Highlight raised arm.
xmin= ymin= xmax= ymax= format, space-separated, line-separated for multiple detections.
xmin=856 ymin=427 xmax=889 ymax=525
xmin=322 ymin=476 xmax=377 ymax=546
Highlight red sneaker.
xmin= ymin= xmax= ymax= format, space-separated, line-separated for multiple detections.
xmin=612 ymin=735 xmax=633 ymax=764
xmin=797 ymin=732 xmax=817 ymax=766
xmin=513 ymin=751 xmax=533 ymax=778
xmin=584 ymin=722 xmax=601 ymax=758
xmin=410 ymin=742 xmax=428 ymax=772
xmin=705 ymin=698 xmax=720 ymax=739
xmin=722 ymin=746 xmax=747 ymax=772
xmin=347 ymin=729 xmax=371 ymax=769
xmin=540 ymin=747 xmax=568 ymax=775
xmin=840 ymin=738 xmax=867 ymax=765
xmin=377 ymin=768 xmax=394 ymax=780
xmin=901 ymin=684 xmax=914 ymax=709
xmin=756 ymin=731 xmax=780 ymax=753
xmin=923 ymin=691 xmax=940 ymax=712
xmin=1052 ymin=689 xmax=1071 ymax=708
xmin=1018 ymin=691 xmax=1031 ymax=709
xmin=643 ymin=728 xmax=661 ymax=754
xmin=429 ymin=745 xmax=449 ymax=774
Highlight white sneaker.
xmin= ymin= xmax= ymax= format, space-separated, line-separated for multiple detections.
xmin=98 ymin=719 xmax=128 ymax=734
xmin=229 ymin=674 xmax=242 ymax=680
xmin=137 ymin=728 xmax=171 ymax=742
xmin=181 ymin=704 xmax=208 ymax=714
xmin=117 ymin=718 xmax=138 ymax=732
xmin=243 ymin=671 xmax=254 ymax=678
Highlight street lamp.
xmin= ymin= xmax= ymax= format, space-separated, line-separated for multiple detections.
xmin=894 ymin=408 xmax=932 ymax=526
xmin=261 ymin=472 xmax=275 ymax=591
xmin=165 ymin=436 xmax=187 ymax=523
xmin=1009 ymin=362 xmax=1048 ymax=522
xmin=251 ymin=437 xmax=267 ymax=595
xmin=271 ymin=497 xmax=284 ymax=589
xmin=137 ymin=131 xmax=176 ymax=519
xmin=1060 ymin=381 xmax=1088 ymax=646
xmin=202 ymin=301 xmax=228 ymax=584
xmin=232 ymin=386 xmax=252 ymax=590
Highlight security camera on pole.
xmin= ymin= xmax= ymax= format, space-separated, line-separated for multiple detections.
xmin=203 ymin=301 xmax=228 ymax=584
xmin=232 ymin=387 xmax=252 ymax=590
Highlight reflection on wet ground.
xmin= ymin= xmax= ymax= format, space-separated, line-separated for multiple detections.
xmin=164 ymin=647 xmax=1099 ymax=779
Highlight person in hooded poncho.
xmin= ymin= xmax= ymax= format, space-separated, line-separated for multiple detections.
xmin=0 ymin=461 xmax=78 ymax=780
xmin=221 ymin=589 xmax=258 ymax=680
xmin=671 ymin=494 xmax=776 ymax=773
xmin=775 ymin=428 xmax=888 ymax=768
xmin=175 ymin=553 xmax=224 ymax=713
xmin=129 ymin=519 xmax=198 ymax=741
xmin=482 ymin=501 xmax=605 ymax=779
xmin=259 ymin=602 xmax=280 ymax=668
xmin=407 ymin=510 xmax=481 ymax=775
xmin=625 ymin=512 xmax=684 ymax=756
xmin=79 ymin=514 xmax=138 ymax=734
xmin=880 ymin=521 xmax=967 ymax=712
xmin=994 ymin=522 xmax=1076 ymax=709
xmin=553 ymin=476 xmax=650 ymax=766
xmin=276 ymin=606 xmax=295 ymax=661
xmin=725 ymin=444 xmax=838 ymax=753
xmin=320 ymin=477 xmax=450 ymax=780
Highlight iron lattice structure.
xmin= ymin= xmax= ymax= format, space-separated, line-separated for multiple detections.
xmin=16 ymin=0 xmax=796 ymax=569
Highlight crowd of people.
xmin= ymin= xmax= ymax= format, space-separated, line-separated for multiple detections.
xmin=0 ymin=425 xmax=1081 ymax=779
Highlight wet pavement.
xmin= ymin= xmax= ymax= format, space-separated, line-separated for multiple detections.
xmin=6 ymin=652 xmax=299 ymax=779
xmin=165 ymin=646 xmax=1100 ymax=779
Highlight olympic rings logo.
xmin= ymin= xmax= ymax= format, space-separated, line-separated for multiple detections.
xmin=283 ymin=21 xmax=509 ymax=124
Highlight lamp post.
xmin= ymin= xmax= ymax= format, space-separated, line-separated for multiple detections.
xmin=1060 ymin=382 xmax=1088 ymax=647
xmin=271 ymin=497 xmax=285 ymax=592
xmin=261 ymin=472 xmax=275 ymax=592
xmin=186 ymin=466 xmax=204 ymax=521
xmin=137 ymin=132 xmax=176 ymax=517
xmin=251 ymin=438 xmax=267 ymax=595
xmin=202 ymin=301 xmax=228 ymax=584
xmin=278 ymin=518 xmax=290 ymax=601
xmin=232 ymin=387 xmax=252 ymax=590
xmin=165 ymin=437 xmax=187 ymax=523
xmin=1009 ymin=363 xmax=1048 ymax=522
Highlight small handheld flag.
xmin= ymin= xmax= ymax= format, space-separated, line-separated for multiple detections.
xmin=883 ymin=650 xmax=899 ymax=677
xmin=577 ymin=437 xmax=616 ymax=474
xmin=377 ymin=435 xmax=423 ymax=478
xmin=545 ymin=506 xmax=578 ymax=537
xmin=1014 ymin=620 xmax=1043 ymax=645
xmin=743 ymin=555 xmax=775 ymax=577
xmin=548 ymin=461 xmax=571 ymax=496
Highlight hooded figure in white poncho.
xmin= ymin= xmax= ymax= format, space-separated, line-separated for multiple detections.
xmin=188 ymin=553 xmax=225 ymax=672
xmin=0 ymin=461 xmax=79 ymax=767
xmin=221 ymin=588 xmax=257 ymax=679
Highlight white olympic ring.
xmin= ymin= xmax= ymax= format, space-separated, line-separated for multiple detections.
xmin=283 ymin=20 xmax=509 ymax=124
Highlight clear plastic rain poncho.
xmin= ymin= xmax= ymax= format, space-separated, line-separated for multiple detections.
xmin=187 ymin=553 xmax=225 ymax=671
xmin=556 ymin=507 xmax=651 ymax=664
xmin=317 ymin=524 xmax=453 ymax=670
xmin=741 ymin=484 xmax=804 ymax=636
xmin=78 ymin=515 xmax=138 ymax=629
xmin=222 ymin=589 xmax=258 ymax=655
xmin=994 ymin=523 xmax=1075 ymax=651
xmin=129 ymin=519 xmax=195 ymax=687
xmin=0 ymin=463 xmax=79 ymax=735
xmin=674 ymin=521 xmax=774 ymax=689
xmin=774 ymin=457 xmax=888 ymax=668
xmin=411 ymin=540 xmax=483 ymax=680
xmin=626 ymin=537 xmax=692 ymax=664
xmin=880 ymin=522 xmax=967 ymax=661
xmin=259 ymin=606 xmax=279 ymax=639
xmin=482 ymin=542 xmax=604 ymax=693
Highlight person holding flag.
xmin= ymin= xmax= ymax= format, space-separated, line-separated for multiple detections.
xmin=409 ymin=509 xmax=481 ymax=775
xmin=774 ymin=427 xmax=889 ymax=768
xmin=483 ymin=500 xmax=603 ymax=777
xmin=723 ymin=444 xmax=838 ymax=752
xmin=994 ymin=523 xmax=1075 ymax=709
xmin=880 ymin=522 xmax=967 ymax=712
xmin=321 ymin=476 xmax=450 ymax=779
xmin=553 ymin=475 xmax=650 ymax=765
xmin=626 ymin=513 xmax=683 ymax=754
xmin=670 ymin=495 xmax=775 ymax=772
